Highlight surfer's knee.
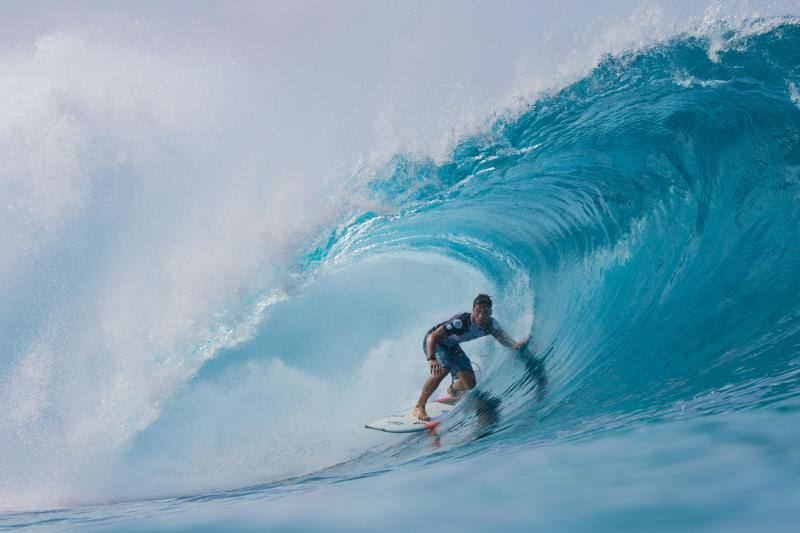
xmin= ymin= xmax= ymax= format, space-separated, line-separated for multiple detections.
xmin=427 ymin=368 xmax=449 ymax=384
xmin=457 ymin=371 xmax=476 ymax=389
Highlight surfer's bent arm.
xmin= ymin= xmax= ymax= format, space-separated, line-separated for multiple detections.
xmin=492 ymin=326 xmax=529 ymax=350
xmin=425 ymin=326 xmax=448 ymax=375
xmin=426 ymin=326 xmax=448 ymax=360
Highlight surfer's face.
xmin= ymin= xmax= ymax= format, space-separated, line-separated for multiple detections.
xmin=472 ymin=304 xmax=492 ymax=328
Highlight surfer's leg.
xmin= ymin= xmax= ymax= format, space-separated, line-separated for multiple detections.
xmin=414 ymin=348 xmax=453 ymax=420
xmin=452 ymin=370 xmax=476 ymax=391
xmin=449 ymin=349 xmax=476 ymax=396
xmin=414 ymin=367 xmax=450 ymax=421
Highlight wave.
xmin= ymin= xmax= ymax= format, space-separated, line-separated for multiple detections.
xmin=127 ymin=18 xmax=800 ymax=502
xmin=3 ymin=17 xmax=800 ymax=520
xmin=317 ymin=18 xmax=800 ymax=441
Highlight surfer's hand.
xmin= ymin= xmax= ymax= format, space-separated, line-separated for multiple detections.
xmin=514 ymin=336 xmax=530 ymax=350
xmin=429 ymin=359 xmax=442 ymax=375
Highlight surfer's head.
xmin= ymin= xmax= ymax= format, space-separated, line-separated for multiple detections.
xmin=472 ymin=294 xmax=493 ymax=327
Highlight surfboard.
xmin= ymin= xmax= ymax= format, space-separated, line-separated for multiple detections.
xmin=365 ymin=397 xmax=457 ymax=433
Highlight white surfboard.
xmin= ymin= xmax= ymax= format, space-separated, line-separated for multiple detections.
xmin=365 ymin=397 xmax=456 ymax=433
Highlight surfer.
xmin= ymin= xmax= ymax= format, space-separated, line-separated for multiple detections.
xmin=413 ymin=294 xmax=529 ymax=421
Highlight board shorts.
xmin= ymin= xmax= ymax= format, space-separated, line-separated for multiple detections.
xmin=423 ymin=334 xmax=475 ymax=377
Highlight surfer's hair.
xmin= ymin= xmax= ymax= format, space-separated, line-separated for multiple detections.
xmin=473 ymin=294 xmax=492 ymax=309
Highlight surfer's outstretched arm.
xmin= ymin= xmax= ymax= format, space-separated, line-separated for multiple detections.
xmin=492 ymin=326 xmax=530 ymax=350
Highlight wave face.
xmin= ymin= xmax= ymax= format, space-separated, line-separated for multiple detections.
xmin=312 ymin=20 xmax=800 ymax=449
xmin=4 ymin=19 xmax=800 ymax=532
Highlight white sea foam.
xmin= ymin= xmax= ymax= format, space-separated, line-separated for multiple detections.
xmin=0 ymin=30 xmax=335 ymax=510
xmin=789 ymin=81 xmax=800 ymax=108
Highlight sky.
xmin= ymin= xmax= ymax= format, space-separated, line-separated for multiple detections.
xmin=5 ymin=0 xmax=798 ymax=171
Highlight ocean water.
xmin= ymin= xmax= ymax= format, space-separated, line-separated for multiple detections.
xmin=2 ymin=6 xmax=800 ymax=532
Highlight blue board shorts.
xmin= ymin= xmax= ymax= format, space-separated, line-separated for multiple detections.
xmin=423 ymin=334 xmax=475 ymax=377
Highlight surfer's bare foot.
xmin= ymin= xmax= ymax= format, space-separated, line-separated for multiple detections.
xmin=446 ymin=384 xmax=463 ymax=400
xmin=413 ymin=406 xmax=430 ymax=421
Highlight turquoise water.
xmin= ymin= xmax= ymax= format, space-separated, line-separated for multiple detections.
xmin=3 ymin=18 xmax=800 ymax=532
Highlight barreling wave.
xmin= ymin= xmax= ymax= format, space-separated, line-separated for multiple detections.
xmin=3 ymin=17 xmax=800 ymax=528
xmin=309 ymin=19 xmax=800 ymax=449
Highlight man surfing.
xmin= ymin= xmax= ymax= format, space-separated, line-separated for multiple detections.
xmin=413 ymin=294 xmax=529 ymax=421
